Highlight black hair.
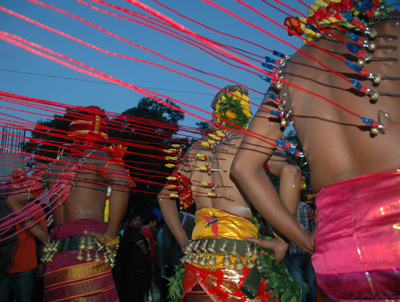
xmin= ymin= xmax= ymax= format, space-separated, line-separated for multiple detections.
xmin=143 ymin=212 xmax=158 ymax=225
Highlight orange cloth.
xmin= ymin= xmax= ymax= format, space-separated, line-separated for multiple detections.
xmin=6 ymin=203 xmax=46 ymax=273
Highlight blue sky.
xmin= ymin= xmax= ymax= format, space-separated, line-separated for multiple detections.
xmin=0 ymin=0 xmax=396 ymax=129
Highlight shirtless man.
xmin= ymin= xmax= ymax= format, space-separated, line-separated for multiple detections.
xmin=159 ymin=85 xmax=302 ymax=302
xmin=5 ymin=106 xmax=131 ymax=301
xmin=232 ymin=2 xmax=400 ymax=300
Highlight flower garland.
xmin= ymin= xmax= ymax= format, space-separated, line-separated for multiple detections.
xmin=214 ymin=87 xmax=252 ymax=130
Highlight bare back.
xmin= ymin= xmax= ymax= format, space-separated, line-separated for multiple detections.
xmin=182 ymin=132 xmax=252 ymax=220
xmin=284 ymin=15 xmax=400 ymax=191
xmin=47 ymin=150 xmax=113 ymax=225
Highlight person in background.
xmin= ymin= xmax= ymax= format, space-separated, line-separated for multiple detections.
xmin=0 ymin=202 xmax=46 ymax=302
xmin=119 ymin=212 xmax=152 ymax=302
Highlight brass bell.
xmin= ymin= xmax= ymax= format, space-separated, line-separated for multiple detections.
xmin=85 ymin=250 xmax=93 ymax=262
xmin=219 ymin=240 xmax=228 ymax=254
xmin=280 ymin=119 xmax=287 ymax=127
xmin=79 ymin=237 xmax=86 ymax=250
xmin=192 ymin=253 xmax=200 ymax=264
xmin=372 ymin=74 xmax=381 ymax=85
xmin=94 ymin=251 xmax=101 ymax=262
xmin=230 ymin=242 xmax=238 ymax=256
xmin=76 ymin=249 xmax=84 ymax=261
xmin=222 ymin=253 xmax=232 ymax=267
xmin=245 ymin=243 xmax=252 ymax=257
xmin=207 ymin=253 xmax=216 ymax=266
xmin=180 ymin=254 xmax=192 ymax=264
xmin=192 ymin=241 xmax=201 ymax=251
xmin=246 ymin=256 xmax=255 ymax=268
xmin=207 ymin=240 xmax=216 ymax=253
xmin=369 ymin=90 xmax=379 ymax=101
xmin=275 ymin=81 xmax=283 ymax=90
xmin=87 ymin=238 xmax=95 ymax=250
xmin=234 ymin=256 xmax=245 ymax=270
xmin=199 ymin=239 xmax=208 ymax=252
xmin=198 ymin=253 xmax=208 ymax=266
xmin=371 ymin=127 xmax=379 ymax=135
xmin=253 ymin=248 xmax=259 ymax=258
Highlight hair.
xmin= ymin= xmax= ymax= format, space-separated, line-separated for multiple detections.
xmin=143 ymin=212 xmax=159 ymax=225
xmin=128 ymin=212 xmax=141 ymax=223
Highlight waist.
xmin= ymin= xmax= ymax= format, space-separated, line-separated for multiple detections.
xmin=181 ymin=237 xmax=258 ymax=270
xmin=42 ymin=235 xmax=115 ymax=267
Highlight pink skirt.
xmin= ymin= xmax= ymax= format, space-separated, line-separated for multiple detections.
xmin=312 ymin=170 xmax=400 ymax=301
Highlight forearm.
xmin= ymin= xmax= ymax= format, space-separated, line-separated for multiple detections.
xmin=106 ymin=188 xmax=129 ymax=239
xmin=159 ymin=194 xmax=188 ymax=250
xmin=279 ymin=164 xmax=301 ymax=216
xmin=232 ymin=158 xmax=313 ymax=253
xmin=5 ymin=195 xmax=49 ymax=244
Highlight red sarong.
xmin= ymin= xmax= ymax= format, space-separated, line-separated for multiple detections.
xmin=313 ymin=170 xmax=400 ymax=301
xmin=44 ymin=219 xmax=119 ymax=302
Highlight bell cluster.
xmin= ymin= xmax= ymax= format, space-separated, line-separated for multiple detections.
xmin=180 ymin=239 xmax=259 ymax=271
xmin=41 ymin=236 xmax=116 ymax=267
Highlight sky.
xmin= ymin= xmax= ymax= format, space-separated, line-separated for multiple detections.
xmin=0 ymin=0 xmax=397 ymax=131
xmin=0 ymin=0 xmax=317 ymax=130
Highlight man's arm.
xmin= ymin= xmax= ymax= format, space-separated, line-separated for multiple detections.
xmin=158 ymin=189 xmax=188 ymax=251
xmin=231 ymin=96 xmax=314 ymax=254
xmin=5 ymin=194 xmax=49 ymax=244
xmin=267 ymin=150 xmax=301 ymax=216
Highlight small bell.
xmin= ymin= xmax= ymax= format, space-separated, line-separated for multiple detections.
xmin=371 ymin=127 xmax=379 ymax=135
xmin=79 ymin=237 xmax=86 ymax=250
xmin=94 ymin=251 xmax=101 ymax=262
xmin=192 ymin=253 xmax=200 ymax=264
xmin=85 ymin=250 xmax=93 ymax=262
xmin=230 ymin=242 xmax=238 ymax=256
xmin=234 ymin=256 xmax=245 ymax=270
xmin=219 ymin=240 xmax=228 ymax=254
xmin=368 ymin=89 xmax=379 ymax=101
xmin=192 ymin=241 xmax=201 ymax=251
xmin=180 ymin=253 xmax=192 ymax=264
xmin=222 ymin=253 xmax=232 ymax=267
xmin=245 ymin=243 xmax=253 ymax=257
xmin=207 ymin=240 xmax=216 ymax=253
xmin=199 ymin=239 xmax=208 ymax=252
xmin=207 ymin=253 xmax=216 ymax=266
xmin=76 ymin=249 xmax=84 ymax=261
xmin=246 ymin=256 xmax=256 ymax=268
xmin=198 ymin=253 xmax=208 ymax=266
xmin=87 ymin=238 xmax=95 ymax=250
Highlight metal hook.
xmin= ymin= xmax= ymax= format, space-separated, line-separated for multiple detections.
xmin=377 ymin=110 xmax=390 ymax=130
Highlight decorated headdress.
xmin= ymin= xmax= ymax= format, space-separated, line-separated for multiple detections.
xmin=212 ymin=85 xmax=252 ymax=130
xmin=68 ymin=105 xmax=109 ymax=141
xmin=284 ymin=0 xmax=390 ymax=42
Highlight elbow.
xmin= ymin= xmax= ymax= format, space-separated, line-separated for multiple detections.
xmin=281 ymin=163 xmax=301 ymax=181
xmin=231 ymin=156 xmax=250 ymax=183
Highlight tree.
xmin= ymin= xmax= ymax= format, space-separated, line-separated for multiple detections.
xmin=110 ymin=98 xmax=186 ymax=214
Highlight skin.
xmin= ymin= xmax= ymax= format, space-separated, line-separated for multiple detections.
xmin=159 ymin=120 xmax=301 ymax=259
xmin=231 ymin=14 xmax=400 ymax=254
xmin=6 ymin=144 xmax=131 ymax=247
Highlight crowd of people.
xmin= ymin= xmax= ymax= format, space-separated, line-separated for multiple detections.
xmin=1 ymin=0 xmax=399 ymax=301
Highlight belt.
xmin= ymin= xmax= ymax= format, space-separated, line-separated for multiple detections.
xmin=182 ymin=238 xmax=262 ymax=300
xmin=41 ymin=235 xmax=116 ymax=267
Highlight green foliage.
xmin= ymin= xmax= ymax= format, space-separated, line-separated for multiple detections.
xmin=257 ymin=252 xmax=302 ymax=302
xmin=166 ymin=263 xmax=185 ymax=302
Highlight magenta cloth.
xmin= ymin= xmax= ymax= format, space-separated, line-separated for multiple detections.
xmin=44 ymin=219 xmax=118 ymax=302
xmin=312 ymin=170 xmax=400 ymax=301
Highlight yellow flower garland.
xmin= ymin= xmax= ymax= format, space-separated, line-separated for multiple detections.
xmin=214 ymin=88 xmax=252 ymax=130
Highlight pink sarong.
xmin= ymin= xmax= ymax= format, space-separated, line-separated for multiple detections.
xmin=44 ymin=219 xmax=119 ymax=302
xmin=313 ymin=170 xmax=400 ymax=301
